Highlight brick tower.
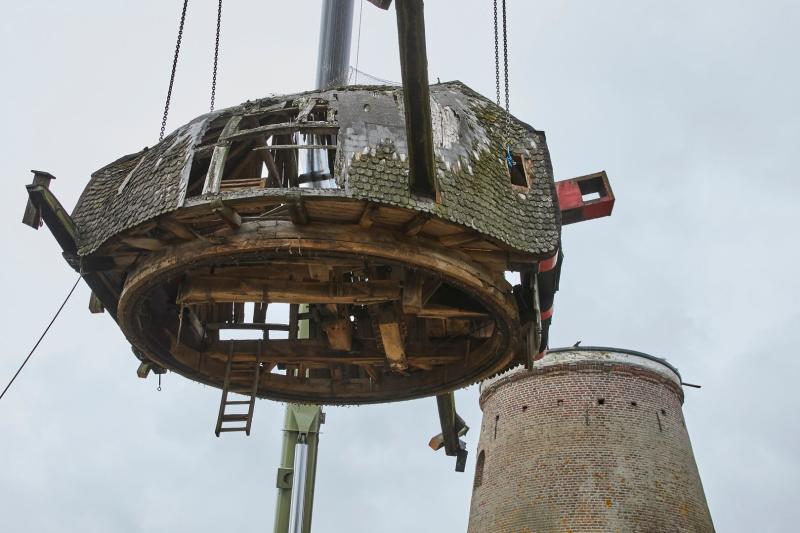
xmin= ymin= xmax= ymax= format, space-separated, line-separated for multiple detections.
xmin=467 ymin=347 xmax=714 ymax=532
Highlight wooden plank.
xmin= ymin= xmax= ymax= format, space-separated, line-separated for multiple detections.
xmin=203 ymin=115 xmax=243 ymax=194
xmin=223 ymin=121 xmax=338 ymax=143
xmin=322 ymin=318 xmax=353 ymax=351
xmin=376 ymin=307 xmax=408 ymax=372
xmin=253 ymin=145 xmax=336 ymax=151
xmin=177 ymin=276 xmax=402 ymax=305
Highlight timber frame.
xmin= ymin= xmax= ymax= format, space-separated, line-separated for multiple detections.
xmin=26 ymin=83 xmax=563 ymax=405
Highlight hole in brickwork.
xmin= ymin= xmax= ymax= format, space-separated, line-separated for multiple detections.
xmin=630 ymin=401 xmax=638 ymax=407
xmin=521 ymin=405 xmax=528 ymax=412
xmin=473 ymin=450 xmax=486 ymax=489
xmin=661 ymin=409 xmax=667 ymax=416
xmin=557 ymin=399 xmax=563 ymax=406
xmin=494 ymin=414 xmax=499 ymax=440
xmin=597 ymin=398 xmax=605 ymax=406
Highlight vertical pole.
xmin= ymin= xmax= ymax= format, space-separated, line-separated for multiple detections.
xmin=274 ymin=3 xmax=353 ymax=532
xmin=315 ymin=0 xmax=355 ymax=89
xmin=273 ymin=409 xmax=299 ymax=533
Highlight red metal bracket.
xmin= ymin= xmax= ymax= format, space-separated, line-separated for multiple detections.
xmin=556 ymin=171 xmax=615 ymax=225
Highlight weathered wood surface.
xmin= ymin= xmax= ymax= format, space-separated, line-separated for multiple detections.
xmin=177 ymin=276 xmax=402 ymax=305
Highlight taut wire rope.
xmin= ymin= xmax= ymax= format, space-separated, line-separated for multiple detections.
xmin=0 ymin=275 xmax=81 ymax=402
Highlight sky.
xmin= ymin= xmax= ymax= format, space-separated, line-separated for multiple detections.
xmin=0 ymin=0 xmax=798 ymax=531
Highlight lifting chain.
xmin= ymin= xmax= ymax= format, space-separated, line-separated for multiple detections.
xmin=493 ymin=0 xmax=514 ymax=168
xmin=159 ymin=0 xmax=189 ymax=142
xmin=210 ymin=0 xmax=223 ymax=111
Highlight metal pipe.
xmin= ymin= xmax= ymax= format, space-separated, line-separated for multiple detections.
xmin=288 ymin=440 xmax=309 ymax=533
xmin=315 ymin=0 xmax=355 ymax=89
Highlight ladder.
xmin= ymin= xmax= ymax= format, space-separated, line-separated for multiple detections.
xmin=215 ymin=343 xmax=261 ymax=436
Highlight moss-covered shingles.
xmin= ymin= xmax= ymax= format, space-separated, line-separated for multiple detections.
xmin=70 ymin=82 xmax=559 ymax=258
xmin=343 ymin=82 xmax=559 ymax=256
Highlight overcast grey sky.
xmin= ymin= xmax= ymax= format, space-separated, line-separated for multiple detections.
xmin=1 ymin=1 xmax=798 ymax=531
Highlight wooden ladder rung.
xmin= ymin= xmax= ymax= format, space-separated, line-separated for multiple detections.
xmin=218 ymin=427 xmax=248 ymax=433
xmin=222 ymin=414 xmax=250 ymax=422
xmin=225 ymin=400 xmax=251 ymax=405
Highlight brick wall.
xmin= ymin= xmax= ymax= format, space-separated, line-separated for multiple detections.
xmin=467 ymin=349 xmax=714 ymax=532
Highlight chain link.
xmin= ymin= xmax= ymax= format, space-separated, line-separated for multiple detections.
xmin=494 ymin=0 xmax=500 ymax=107
xmin=160 ymin=0 xmax=189 ymax=142
xmin=502 ymin=0 xmax=511 ymax=145
xmin=210 ymin=0 xmax=222 ymax=111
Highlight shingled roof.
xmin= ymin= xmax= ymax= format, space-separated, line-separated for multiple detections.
xmin=71 ymin=81 xmax=560 ymax=257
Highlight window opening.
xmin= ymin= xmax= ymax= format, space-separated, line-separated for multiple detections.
xmin=196 ymin=100 xmax=340 ymax=195
xmin=508 ymin=154 xmax=528 ymax=188
xmin=473 ymin=450 xmax=486 ymax=489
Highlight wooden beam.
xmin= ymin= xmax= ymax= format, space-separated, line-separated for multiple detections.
xmin=253 ymin=145 xmax=336 ymax=151
xmin=223 ymin=121 xmax=338 ymax=143
xmin=158 ymin=218 xmax=195 ymax=241
xmin=22 ymin=170 xmax=56 ymax=228
xmin=249 ymin=132 xmax=283 ymax=187
xmin=205 ymin=322 xmax=290 ymax=331
xmin=288 ymin=200 xmax=309 ymax=225
xmin=401 ymin=270 xmax=424 ymax=314
xmin=416 ymin=305 xmax=489 ymax=319
xmin=376 ymin=307 xmax=408 ymax=372
xmin=367 ymin=0 xmax=393 ymax=8
xmin=171 ymin=337 xmax=464 ymax=366
xmin=439 ymin=231 xmax=481 ymax=247
xmin=395 ymin=0 xmax=436 ymax=198
xmin=121 ymin=237 xmax=164 ymax=252
xmin=358 ymin=203 xmax=378 ymax=228
xmin=421 ymin=277 xmax=442 ymax=307
xmin=177 ymin=276 xmax=402 ymax=306
xmin=402 ymin=212 xmax=430 ymax=236
xmin=203 ymin=115 xmax=243 ymax=194
xmin=211 ymin=199 xmax=242 ymax=229
xmin=88 ymin=292 xmax=105 ymax=314
xmin=25 ymin=184 xmax=78 ymax=255
xmin=253 ymin=302 xmax=267 ymax=324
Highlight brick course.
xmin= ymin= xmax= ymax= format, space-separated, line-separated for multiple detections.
xmin=468 ymin=349 xmax=714 ymax=533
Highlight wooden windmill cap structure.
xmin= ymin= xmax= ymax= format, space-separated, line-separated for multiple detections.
xmin=25 ymin=81 xmax=562 ymax=404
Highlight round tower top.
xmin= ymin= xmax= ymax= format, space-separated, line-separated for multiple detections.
xmin=480 ymin=346 xmax=682 ymax=399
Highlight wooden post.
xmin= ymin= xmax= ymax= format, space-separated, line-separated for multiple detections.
xmin=22 ymin=170 xmax=56 ymax=228
xmin=395 ymin=0 xmax=437 ymax=198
